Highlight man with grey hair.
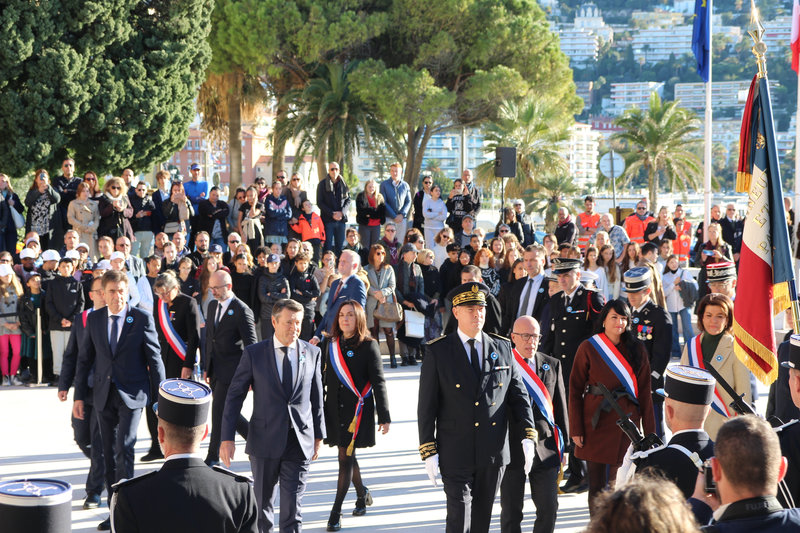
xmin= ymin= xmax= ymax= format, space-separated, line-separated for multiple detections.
xmin=310 ymin=249 xmax=366 ymax=345
xmin=204 ymin=270 xmax=257 ymax=467
xmin=554 ymin=207 xmax=576 ymax=246
xmin=592 ymin=212 xmax=630 ymax=262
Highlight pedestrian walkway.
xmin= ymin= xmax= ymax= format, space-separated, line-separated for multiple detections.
xmin=0 ymin=363 xmax=594 ymax=532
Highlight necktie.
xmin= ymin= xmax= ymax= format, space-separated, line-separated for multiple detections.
xmin=468 ymin=339 xmax=481 ymax=378
xmin=518 ymin=278 xmax=534 ymax=318
xmin=332 ymin=281 xmax=342 ymax=303
xmin=281 ymin=346 xmax=292 ymax=396
xmin=215 ymin=302 xmax=223 ymax=326
xmin=110 ymin=315 xmax=119 ymax=354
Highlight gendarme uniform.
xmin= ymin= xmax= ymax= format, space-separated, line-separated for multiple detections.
xmin=627 ymin=365 xmax=715 ymax=498
xmin=625 ymin=267 xmax=673 ymax=437
xmin=540 ymin=258 xmax=605 ymax=388
xmin=111 ymin=379 xmax=258 ymax=533
xmin=418 ymin=282 xmax=536 ymax=533
xmin=706 ymin=261 xmax=737 ymax=291
xmin=776 ymin=335 xmax=800 ymax=508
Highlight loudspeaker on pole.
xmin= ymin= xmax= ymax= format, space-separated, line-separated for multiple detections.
xmin=494 ymin=147 xmax=516 ymax=178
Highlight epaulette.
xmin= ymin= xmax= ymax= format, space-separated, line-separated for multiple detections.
xmin=487 ymin=333 xmax=511 ymax=343
xmin=111 ymin=471 xmax=157 ymax=492
xmin=212 ymin=464 xmax=254 ymax=483
xmin=426 ymin=335 xmax=447 ymax=346
xmin=775 ymin=419 xmax=800 ymax=434
xmin=630 ymin=444 xmax=667 ymax=462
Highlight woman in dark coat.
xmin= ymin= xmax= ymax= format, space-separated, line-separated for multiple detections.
xmin=25 ymin=169 xmax=61 ymax=249
xmin=97 ymin=176 xmax=133 ymax=241
xmin=569 ymin=299 xmax=655 ymax=514
xmin=152 ymin=271 xmax=200 ymax=379
xmin=694 ymin=221 xmax=733 ymax=299
xmin=0 ymin=174 xmax=21 ymax=254
xmin=322 ymin=300 xmax=390 ymax=531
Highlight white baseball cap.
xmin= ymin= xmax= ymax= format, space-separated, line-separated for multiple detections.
xmin=41 ymin=250 xmax=61 ymax=262
xmin=20 ymin=249 xmax=36 ymax=260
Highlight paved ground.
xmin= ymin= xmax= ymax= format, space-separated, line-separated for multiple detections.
xmin=0 ymin=353 xmax=772 ymax=532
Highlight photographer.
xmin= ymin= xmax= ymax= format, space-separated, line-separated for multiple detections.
xmin=689 ymin=415 xmax=800 ymax=531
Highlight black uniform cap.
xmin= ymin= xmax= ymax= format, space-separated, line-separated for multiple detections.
xmin=447 ymin=281 xmax=490 ymax=307
xmin=623 ymin=266 xmax=652 ymax=293
xmin=153 ymin=379 xmax=212 ymax=427
xmin=656 ymin=365 xmax=715 ymax=405
xmin=782 ymin=334 xmax=800 ymax=369
xmin=550 ymin=258 xmax=581 ymax=274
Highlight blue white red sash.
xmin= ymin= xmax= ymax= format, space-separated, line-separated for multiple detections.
xmin=588 ymin=333 xmax=638 ymax=399
xmin=329 ymin=338 xmax=373 ymax=455
xmin=687 ymin=335 xmax=731 ymax=418
xmin=157 ymin=298 xmax=187 ymax=361
xmin=513 ymin=349 xmax=564 ymax=462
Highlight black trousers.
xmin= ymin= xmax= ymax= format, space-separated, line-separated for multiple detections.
xmin=206 ymin=377 xmax=249 ymax=463
xmin=499 ymin=459 xmax=559 ymax=533
xmin=441 ymin=465 xmax=504 ymax=533
xmin=96 ymin=387 xmax=142 ymax=505
xmin=71 ymin=393 xmax=105 ymax=496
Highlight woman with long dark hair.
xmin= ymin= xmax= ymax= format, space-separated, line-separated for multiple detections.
xmin=0 ymin=174 xmax=22 ymax=254
xmin=569 ymin=299 xmax=655 ymax=513
xmin=25 ymin=169 xmax=60 ymax=249
xmin=322 ymin=300 xmax=390 ymax=531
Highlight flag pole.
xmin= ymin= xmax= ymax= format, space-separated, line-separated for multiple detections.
xmin=703 ymin=0 xmax=713 ymax=243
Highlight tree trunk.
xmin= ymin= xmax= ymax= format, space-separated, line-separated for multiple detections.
xmin=648 ymin=166 xmax=657 ymax=214
xmin=272 ymin=103 xmax=288 ymax=181
xmin=228 ymin=89 xmax=243 ymax=191
xmin=315 ymin=143 xmax=327 ymax=184
xmin=404 ymin=124 xmax=433 ymax=191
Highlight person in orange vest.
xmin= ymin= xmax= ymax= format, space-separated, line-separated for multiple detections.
xmin=576 ymin=196 xmax=601 ymax=252
xmin=623 ymin=200 xmax=654 ymax=246
xmin=672 ymin=204 xmax=692 ymax=268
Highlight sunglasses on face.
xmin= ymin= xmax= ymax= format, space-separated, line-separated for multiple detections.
xmin=111 ymin=186 xmax=120 ymax=191
xmin=386 ymin=229 xmax=395 ymax=233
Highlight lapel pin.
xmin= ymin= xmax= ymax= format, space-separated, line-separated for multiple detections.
xmin=538 ymin=287 xmax=544 ymax=293
xmin=566 ymin=306 xmax=572 ymax=312
xmin=346 ymin=350 xmax=355 ymax=358
xmin=715 ymin=354 xmax=723 ymax=362
xmin=542 ymin=363 xmax=550 ymax=371
xmin=490 ymin=352 xmax=498 ymax=361
xmin=126 ymin=316 xmax=133 ymax=324
xmin=633 ymin=317 xmax=639 ymax=324
xmin=227 ymin=309 xmax=234 ymax=316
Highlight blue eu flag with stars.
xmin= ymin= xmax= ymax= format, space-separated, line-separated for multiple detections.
xmin=692 ymin=0 xmax=710 ymax=82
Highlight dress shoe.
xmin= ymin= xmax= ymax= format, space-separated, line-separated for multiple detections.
xmin=97 ymin=517 xmax=111 ymax=530
xmin=140 ymin=448 xmax=164 ymax=462
xmin=9 ymin=375 xmax=22 ymax=386
xmin=83 ymin=492 xmax=101 ymax=509
xmin=353 ymin=487 xmax=372 ymax=516
xmin=390 ymin=355 xmax=397 ymax=368
xmin=407 ymin=356 xmax=417 ymax=366
xmin=326 ymin=512 xmax=342 ymax=531
xmin=560 ymin=480 xmax=588 ymax=494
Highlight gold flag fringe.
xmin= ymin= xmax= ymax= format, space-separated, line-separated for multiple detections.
xmin=736 ymin=171 xmax=752 ymax=193
xmin=732 ymin=319 xmax=779 ymax=386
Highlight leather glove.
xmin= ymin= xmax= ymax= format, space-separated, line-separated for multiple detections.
xmin=522 ymin=438 xmax=536 ymax=475
xmin=425 ymin=454 xmax=439 ymax=486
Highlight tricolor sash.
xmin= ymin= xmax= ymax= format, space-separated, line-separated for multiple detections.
xmin=157 ymin=298 xmax=187 ymax=361
xmin=588 ymin=333 xmax=638 ymax=399
xmin=329 ymin=338 xmax=373 ymax=456
xmin=513 ymin=349 xmax=564 ymax=462
xmin=687 ymin=335 xmax=732 ymax=418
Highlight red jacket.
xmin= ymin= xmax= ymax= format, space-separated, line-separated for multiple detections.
xmin=291 ymin=212 xmax=326 ymax=241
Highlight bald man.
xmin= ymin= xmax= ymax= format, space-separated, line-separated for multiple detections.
xmin=500 ymin=316 xmax=568 ymax=533
xmin=311 ymin=249 xmax=367 ymax=344
xmin=203 ymin=270 xmax=258 ymax=466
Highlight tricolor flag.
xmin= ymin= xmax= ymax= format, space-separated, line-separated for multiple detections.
xmin=692 ymin=0 xmax=710 ymax=82
xmin=733 ymin=75 xmax=794 ymax=385
xmin=792 ymin=0 xmax=800 ymax=73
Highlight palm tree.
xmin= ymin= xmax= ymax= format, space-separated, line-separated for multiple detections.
xmin=612 ymin=93 xmax=702 ymax=209
xmin=528 ymin=174 xmax=584 ymax=233
xmin=476 ymin=95 xmax=571 ymax=199
xmin=278 ymin=62 xmax=402 ymax=183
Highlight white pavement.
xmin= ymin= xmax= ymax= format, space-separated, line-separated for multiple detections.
xmin=0 ymin=358 xmax=594 ymax=532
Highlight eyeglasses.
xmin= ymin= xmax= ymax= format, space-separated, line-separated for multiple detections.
xmin=375 ymin=251 xmax=385 ymax=255
xmin=499 ymin=229 xmax=509 ymax=234
xmin=209 ymin=285 xmax=227 ymax=291
xmin=511 ymin=332 xmax=542 ymax=342
xmin=110 ymin=186 xmax=120 ymax=191
xmin=423 ymin=181 xmax=431 ymax=185
xmin=229 ymin=240 xmax=241 ymax=244
xmin=636 ymin=207 xmax=645 ymax=211
xmin=385 ymin=229 xmax=395 ymax=233
xmin=0 ymin=259 xmax=10 ymax=264
xmin=85 ymin=177 xmax=97 ymax=182
xmin=291 ymin=178 xmax=300 ymax=182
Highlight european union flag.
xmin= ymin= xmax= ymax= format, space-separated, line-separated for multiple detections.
xmin=692 ymin=0 xmax=710 ymax=82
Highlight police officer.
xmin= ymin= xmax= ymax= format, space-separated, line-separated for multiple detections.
xmin=540 ymin=257 xmax=604 ymax=493
xmin=706 ymin=261 xmax=737 ymax=300
xmin=776 ymin=334 xmax=800 ymax=508
xmin=111 ymin=379 xmax=258 ymax=533
xmin=625 ymin=267 xmax=672 ymax=438
xmin=418 ymin=282 xmax=536 ymax=533
xmin=500 ymin=316 xmax=568 ymax=533
xmin=626 ymin=365 xmax=715 ymax=498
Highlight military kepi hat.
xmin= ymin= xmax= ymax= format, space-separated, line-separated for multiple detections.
xmin=782 ymin=334 xmax=800 ymax=369
xmin=153 ymin=379 xmax=212 ymax=427
xmin=550 ymin=257 xmax=581 ymax=274
xmin=623 ymin=266 xmax=652 ymax=293
xmin=448 ymin=281 xmax=489 ymax=307
xmin=656 ymin=365 xmax=715 ymax=405
xmin=706 ymin=261 xmax=737 ymax=283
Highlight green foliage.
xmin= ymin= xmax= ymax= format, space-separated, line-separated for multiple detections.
xmin=528 ymin=174 xmax=584 ymax=232
xmin=612 ymin=93 xmax=703 ymax=209
xmin=0 ymin=0 xmax=212 ymax=177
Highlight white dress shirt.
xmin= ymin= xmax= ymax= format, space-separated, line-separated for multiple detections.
xmin=518 ymin=273 xmax=544 ymax=317
xmin=457 ymin=328 xmax=483 ymax=368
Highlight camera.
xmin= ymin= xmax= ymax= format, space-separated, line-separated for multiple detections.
xmin=703 ymin=458 xmax=716 ymax=494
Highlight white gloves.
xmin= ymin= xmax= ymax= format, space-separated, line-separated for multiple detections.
xmin=425 ymin=455 xmax=439 ymax=486
xmin=522 ymin=439 xmax=536 ymax=475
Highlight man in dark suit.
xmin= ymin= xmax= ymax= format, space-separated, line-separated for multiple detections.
xmin=625 ymin=267 xmax=672 ymax=438
xmin=627 ymin=365 xmax=715 ymax=499
xmin=204 ymin=270 xmax=258 ymax=467
xmin=310 ymin=249 xmax=366 ymax=344
xmin=111 ymin=378 xmax=258 ymax=533
xmin=221 ymin=299 xmax=325 ymax=533
xmin=775 ymin=334 xmax=800 ymax=508
xmin=501 ymin=244 xmax=550 ymax=335
xmin=443 ymin=266 xmax=502 ymax=335
xmin=73 ymin=269 xmax=165 ymax=530
xmin=539 ymin=257 xmax=604 ymax=493
xmin=419 ymin=282 xmax=536 ymax=533
xmin=501 ymin=316 xmax=568 ymax=533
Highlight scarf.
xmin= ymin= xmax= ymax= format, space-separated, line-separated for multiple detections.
xmin=557 ymin=215 xmax=572 ymax=227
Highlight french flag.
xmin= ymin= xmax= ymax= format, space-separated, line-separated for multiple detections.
xmin=792 ymin=0 xmax=800 ymax=73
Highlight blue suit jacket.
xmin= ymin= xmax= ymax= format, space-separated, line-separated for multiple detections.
xmin=314 ymin=276 xmax=367 ymax=338
xmin=222 ymin=337 xmax=325 ymax=460
xmin=74 ymin=306 xmax=165 ymax=410
xmin=379 ymin=178 xmax=412 ymax=219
